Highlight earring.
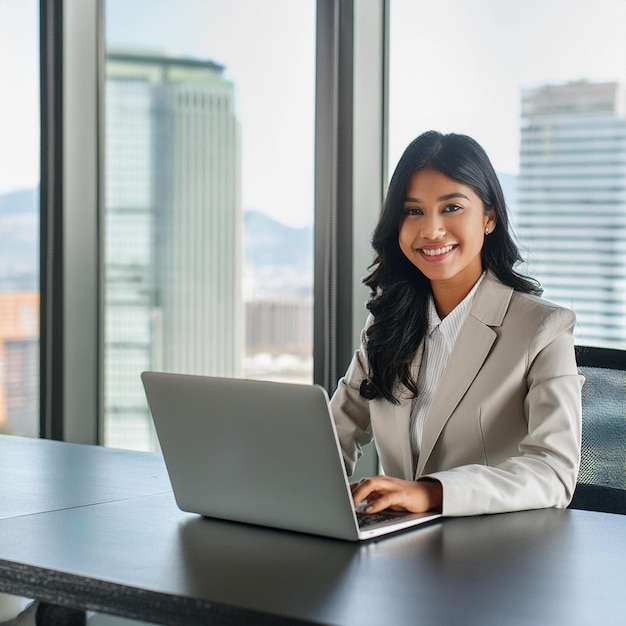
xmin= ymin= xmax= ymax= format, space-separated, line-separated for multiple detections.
xmin=485 ymin=228 xmax=489 ymax=235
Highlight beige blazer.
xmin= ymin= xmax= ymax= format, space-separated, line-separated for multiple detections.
xmin=330 ymin=272 xmax=583 ymax=516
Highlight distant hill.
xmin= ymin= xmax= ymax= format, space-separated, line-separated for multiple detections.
xmin=244 ymin=210 xmax=312 ymax=269
xmin=0 ymin=190 xmax=312 ymax=293
xmin=0 ymin=187 xmax=39 ymax=216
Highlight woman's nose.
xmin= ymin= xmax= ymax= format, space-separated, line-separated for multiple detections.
xmin=419 ymin=216 xmax=446 ymax=240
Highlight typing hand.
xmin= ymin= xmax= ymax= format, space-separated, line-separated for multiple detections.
xmin=350 ymin=475 xmax=442 ymax=514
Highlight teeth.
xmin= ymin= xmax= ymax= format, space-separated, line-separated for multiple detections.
xmin=421 ymin=245 xmax=454 ymax=257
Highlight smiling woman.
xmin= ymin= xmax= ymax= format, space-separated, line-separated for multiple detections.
xmin=352 ymin=131 xmax=541 ymax=402
xmin=330 ymin=130 xmax=583 ymax=519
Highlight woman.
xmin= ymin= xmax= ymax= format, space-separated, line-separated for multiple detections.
xmin=330 ymin=131 xmax=582 ymax=517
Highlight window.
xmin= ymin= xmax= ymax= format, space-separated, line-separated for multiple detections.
xmin=103 ymin=0 xmax=316 ymax=450
xmin=0 ymin=0 xmax=40 ymax=437
xmin=389 ymin=0 xmax=626 ymax=349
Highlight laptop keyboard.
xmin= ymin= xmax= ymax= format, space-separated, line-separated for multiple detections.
xmin=357 ymin=510 xmax=409 ymax=528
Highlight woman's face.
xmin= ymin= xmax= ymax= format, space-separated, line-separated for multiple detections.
xmin=398 ymin=168 xmax=496 ymax=293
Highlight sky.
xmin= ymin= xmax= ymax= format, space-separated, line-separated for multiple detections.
xmin=388 ymin=0 xmax=626 ymax=173
xmin=2 ymin=0 xmax=626 ymax=226
xmin=0 ymin=0 xmax=40 ymax=198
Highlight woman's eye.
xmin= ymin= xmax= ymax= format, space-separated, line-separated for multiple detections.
xmin=404 ymin=207 xmax=422 ymax=216
xmin=443 ymin=204 xmax=462 ymax=213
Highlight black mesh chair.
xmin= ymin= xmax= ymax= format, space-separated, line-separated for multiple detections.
xmin=569 ymin=346 xmax=626 ymax=515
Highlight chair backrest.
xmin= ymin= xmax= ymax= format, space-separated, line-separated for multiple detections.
xmin=569 ymin=346 xmax=626 ymax=514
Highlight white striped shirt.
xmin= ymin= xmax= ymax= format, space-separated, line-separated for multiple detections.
xmin=409 ymin=273 xmax=485 ymax=472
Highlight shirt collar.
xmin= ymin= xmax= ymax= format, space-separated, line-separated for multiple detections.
xmin=427 ymin=272 xmax=486 ymax=346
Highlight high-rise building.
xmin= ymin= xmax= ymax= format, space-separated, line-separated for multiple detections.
xmin=105 ymin=51 xmax=242 ymax=450
xmin=517 ymin=80 xmax=626 ymax=348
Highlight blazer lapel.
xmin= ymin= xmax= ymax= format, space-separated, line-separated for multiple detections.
xmin=415 ymin=273 xmax=513 ymax=477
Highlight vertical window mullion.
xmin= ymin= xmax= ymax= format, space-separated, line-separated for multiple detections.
xmin=39 ymin=0 xmax=64 ymax=440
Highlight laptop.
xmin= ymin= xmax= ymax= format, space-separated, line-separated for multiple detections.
xmin=141 ymin=372 xmax=441 ymax=541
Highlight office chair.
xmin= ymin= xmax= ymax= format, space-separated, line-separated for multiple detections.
xmin=569 ymin=346 xmax=626 ymax=515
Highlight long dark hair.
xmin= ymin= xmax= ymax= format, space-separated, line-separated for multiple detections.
xmin=360 ymin=131 xmax=540 ymax=404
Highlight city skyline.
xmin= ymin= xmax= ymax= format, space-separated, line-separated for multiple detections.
xmin=0 ymin=198 xmax=314 ymax=440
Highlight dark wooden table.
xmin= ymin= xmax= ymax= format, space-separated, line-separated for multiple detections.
xmin=1 ymin=435 xmax=625 ymax=625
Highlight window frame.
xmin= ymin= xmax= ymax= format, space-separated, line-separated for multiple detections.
xmin=39 ymin=0 xmax=101 ymax=443
xmin=39 ymin=0 xmax=387 ymax=483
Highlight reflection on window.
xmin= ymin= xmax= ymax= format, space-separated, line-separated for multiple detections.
xmin=0 ymin=0 xmax=40 ymax=437
xmin=389 ymin=0 xmax=626 ymax=350
xmin=104 ymin=0 xmax=315 ymax=450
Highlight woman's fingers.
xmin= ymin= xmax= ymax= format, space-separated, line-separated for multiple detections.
xmin=350 ymin=475 xmax=404 ymax=510
xmin=349 ymin=475 xmax=443 ymax=514
xmin=350 ymin=476 xmax=385 ymax=504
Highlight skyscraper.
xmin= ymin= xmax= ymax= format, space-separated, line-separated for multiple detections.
xmin=105 ymin=51 xmax=242 ymax=450
xmin=517 ymin=80 xmax=626 ymax=348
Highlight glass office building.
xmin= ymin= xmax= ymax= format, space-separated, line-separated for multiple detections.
xmin=104 ymin=51 xmax=242 ymax=450
xmin=517 ymin=81 xmax=626 ymax=348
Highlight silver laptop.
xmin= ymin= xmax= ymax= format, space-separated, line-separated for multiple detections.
xmin=141 ymin=372 xmax=441 ymax=541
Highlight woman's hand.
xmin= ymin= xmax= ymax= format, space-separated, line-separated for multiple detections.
xmin=350 ymin=475 xmax=443 ymax=514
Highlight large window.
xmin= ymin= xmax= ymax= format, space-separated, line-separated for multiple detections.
xmin=103 ymin=0 xmax=316 ymax=450
xmin=389 ymin=0 xmax=626 ymax=349
xmin=0 ymin=0 xmax=40 ymax=437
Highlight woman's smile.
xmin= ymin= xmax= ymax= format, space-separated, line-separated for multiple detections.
xmin=418 ymin=243 xmax=457 ymax=259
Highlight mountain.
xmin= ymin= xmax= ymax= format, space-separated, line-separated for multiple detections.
xmin=0 ymin=188 xmax=39 ymax=216
xmin=0 ymin=190 xmax=312 ymax=294
xmin=244 ymin=210 xmax=312 ymax=269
